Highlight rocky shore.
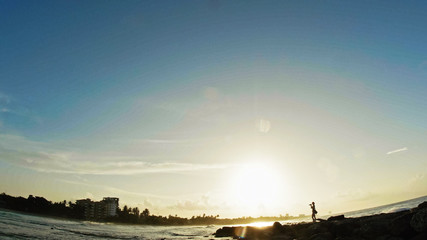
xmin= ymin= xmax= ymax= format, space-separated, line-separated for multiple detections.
xmin=214 ymin=201 xmax=427 ymax=240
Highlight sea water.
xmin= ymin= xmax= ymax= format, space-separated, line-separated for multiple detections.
xmin=1 ymin=195 xmax=426 ymax=239
xmin=0 ymin=210 xmax=226 ymax=240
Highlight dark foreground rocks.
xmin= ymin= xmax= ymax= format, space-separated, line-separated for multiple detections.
xmin=214 ymin=201 xmax=427 ymax=240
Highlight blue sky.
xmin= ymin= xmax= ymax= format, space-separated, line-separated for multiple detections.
xmin=1 ymin=0 xmax=427 ymax=217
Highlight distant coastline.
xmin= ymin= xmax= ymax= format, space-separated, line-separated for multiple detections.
xmin=2 ymin=192 xmax=427 ymax=229
xmin=0 ymin=192 xmax=304 ymax=226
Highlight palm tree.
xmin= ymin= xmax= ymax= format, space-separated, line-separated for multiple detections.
xmin=141 ymin=208 xmax=150 ymax=217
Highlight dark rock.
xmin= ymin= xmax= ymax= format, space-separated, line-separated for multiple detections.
xmin=243 ymin=226 xmax=270 ymax=240
xmin=233 ymin=226 xmax=245 ymax=238
xmin=309 ymin=232 xmax=334 ymax=240
xmin=270 ymin=222 xmax=295 ymax=239
xmin=359 ymin=221 xmax=389 ymax=239
xmin=328 ymin=215 xmax=345 ymax=221
xmin=387 ymin=237 xmax=404 ymax=240
xmin=375 ymin=235 xmax=405 ymax=240
xmin=271 ymin=221 xmax=284 ymax=235
xmin=214 ymin=226 xmax=236 ymax=237
xmin=371 ymin=235 xmax=390 ymax=240
xmin=272 ymin=221 xmax=282 ymax=230
xmin=389 ymin=212 xmax=416 ymax=238
xmin=271 ymin=234 xmax=293 ymax=240
xmin=307 ymin=222 xmax=327 ymax=234
xmin=213 ymin=201 xmax=427 ymax=240
xmin=215 ymin=226 xmax=271 ymax=240
xmin=411 ymin=231 xmax=427 ymax=240
xmin=335 ymin=237 xmax=365 ymax=240
xmin=331 ymin=220 xmax=360 ymax=237
xmin=416 ymin=201 xmax=427 ymax=210
xmin=411 ymin=209 xmax=427 ymax=232
xmin=304 ymin=222 xmax=332 ymax=239
xmin=282 ymin=224 xmax=297 ymax=238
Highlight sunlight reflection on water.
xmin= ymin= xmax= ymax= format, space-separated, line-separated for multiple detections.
xmin=229 ymin=219 xmax=307 ymax=228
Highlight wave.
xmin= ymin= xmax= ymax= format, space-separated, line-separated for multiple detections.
xmin=54 ymin=227 xmax=142 ymax=239
xmin=171 ymin=232 xmax=199 ymax=237
xmin=383 ymin=207 xmax=410 ymax=213
xmin=0 ymin=230 xmax=43 ymax=240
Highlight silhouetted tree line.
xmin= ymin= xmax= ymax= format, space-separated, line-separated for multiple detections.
xmin=0 ymin=193 xmax=301 ymax=225
xmin=107 ymin=206 xmax=300 ymax=225
xmin=106 ymin=206 xmax=222 ymax=225
xmin=0 ymin=193 xmax=85 ymax=219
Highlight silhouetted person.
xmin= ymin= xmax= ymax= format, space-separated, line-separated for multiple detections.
xmin=310 ymin=202 xmax=317 ymax=222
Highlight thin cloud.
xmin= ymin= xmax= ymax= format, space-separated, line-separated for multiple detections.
xmin=335 ymin=188 xmax=374 ymax=202
xmin=0 ymin=133 xmax=227 ymax=176
xmin=1 ymin=149 xmax=225 ymax=175
xmin=317 ymin=158 xmax=340 ymax=182
xmin=142 ymin=138 xmax=210 ymax=144
xmin=408 ymin=173 xmax=425 ymax=185
xmin=167 ymin=194 xmax=220 ymax=211
xmin=0 ymin=93 xmax=41 ymax=124
xmin=0 ymin=92 xmax=11 ymax=103
xmin=59 ymin=179 xmax=185 ymax=200
xmin=387 ymin=147 xmax=408 ymax=155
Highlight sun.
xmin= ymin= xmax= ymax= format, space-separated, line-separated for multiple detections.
xmin=230 ymin=161 xmax=281 ymax=209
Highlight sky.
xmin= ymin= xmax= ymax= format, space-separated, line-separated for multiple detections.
xmin=1 ymin=0 xmax=427 ymax=218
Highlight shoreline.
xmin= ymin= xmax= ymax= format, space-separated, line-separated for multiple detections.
xmin=0 ymin=207 xmax=289 ymax=227
xmin=214 ymin=201 xmax=427 ymax=239
xmin=2 ymin=194 xmax=427 ymax=230
xmin=0 ymin=207 xmax=89 ymax=225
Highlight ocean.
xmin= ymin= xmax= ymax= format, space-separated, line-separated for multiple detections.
xmin=1 ymin=195 xmax=426 ymax=239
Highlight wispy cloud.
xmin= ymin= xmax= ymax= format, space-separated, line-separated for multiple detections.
xmin=141 ymin=138 xmax=213 ymax=144
xmin=408 ymin=173 xmax=425 ymax=185
xmin=167 ymin=194 xmax=220 ymax=211
xmin=335 ymin=188 xmax=374 ymax=202
xmin=59 ymin=179 xmax=176 ymax=200
xmin=0 ymin=92 xmax=41 ymax=124
xmin=317 ymin=158 xmax=340 ymax=181
xmin=0 ymin=92 xmax=11 ymax=104
xmin=0 ymin=134 xmax=226 ymax=175
xmin=387 ymin=147 xmax=408 ymax=155
xmin=0 ymin=93 xmax=11 ymax=118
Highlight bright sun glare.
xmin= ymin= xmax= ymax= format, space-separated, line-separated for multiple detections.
xmin=230 ymin=160 xmax=281 ymax=209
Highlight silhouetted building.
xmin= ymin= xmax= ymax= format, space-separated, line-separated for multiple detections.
xmin=0 ymin=199 xmax=6 ymax=208
xmin=76 ymin=197 xmax=119 ymax=220
xmin=76 ymin=198 xmax=95 ymax=219
xmin=103 ymin=197 xmax=119 ymax=217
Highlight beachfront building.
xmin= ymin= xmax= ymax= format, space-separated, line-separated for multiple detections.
xmin=76 ymin=197 xmax=119 ymax=220
xmin=103 ymin=197 xmax=119 ymax=217
xmin=76 ymin=198 xmax=95 ymax=219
